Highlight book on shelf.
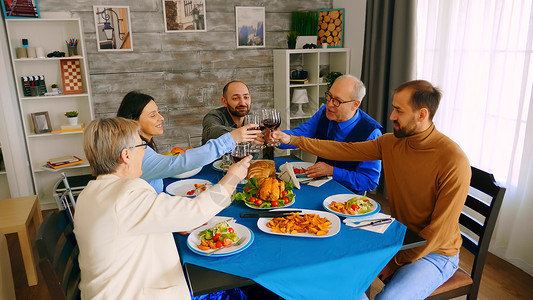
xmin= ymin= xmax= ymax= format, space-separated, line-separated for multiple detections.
xmin=290 ymin=79 xmax=309 ymax=84
xmin=46 ymin=155 xmax=84 ymax=169
xmin=51 ymin=123 xmax=85 ymax=134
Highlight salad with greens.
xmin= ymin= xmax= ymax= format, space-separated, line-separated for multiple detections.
xmin=197 ymin=221 xmax=238 ymax=250
xmin=233 ymin=177 xmax=296 ymax=209
xmin=346 ymin=196 xmax=374 ymax=214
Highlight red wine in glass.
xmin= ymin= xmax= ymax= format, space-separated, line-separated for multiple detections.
xmin=232 ymin=154 xmax=246 ymax=162
xmin=263 ymin=119 xmax=278 ymax=129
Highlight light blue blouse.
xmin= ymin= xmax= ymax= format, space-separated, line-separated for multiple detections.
xmin=141 ymin=132 xmax=235 ymax=193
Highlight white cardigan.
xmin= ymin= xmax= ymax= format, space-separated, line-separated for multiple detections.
xmin=74 ymin=174 xmax=231 ymax=300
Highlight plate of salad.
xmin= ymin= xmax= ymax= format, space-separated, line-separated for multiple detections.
xmin=232 ymin=177 xmax=296 ymax=210
xmin=323 ymin=194 xmax=381 ymax=218
xmin=187 ymin=220 xmax=254 ymax=257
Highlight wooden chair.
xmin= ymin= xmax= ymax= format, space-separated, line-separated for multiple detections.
xmin=427 ymin=166 xmax=506 ymax=300
xmin=35 ymin=210 xmax=81 ymax=300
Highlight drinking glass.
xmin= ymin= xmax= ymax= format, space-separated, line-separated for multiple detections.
xmin=245 ymin=112 xmax=263 ymax=153
xmin=232 ymin=143 xmax=250 ymax=163
xmin=261 ymin=108 xmax=281 ymax=147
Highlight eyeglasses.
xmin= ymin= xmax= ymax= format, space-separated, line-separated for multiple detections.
xmin=325 ymin=91 xmax=357 ymax=107
xmin=131 ymin=142 xmax=148 ymax=149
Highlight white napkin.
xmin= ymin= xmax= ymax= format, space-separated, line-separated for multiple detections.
xmin=279 ymin=162 xmax=301 ymax=189
xmin=301 ymin=176 xmax=332 ymax=187
xmin=343 ymin=212 xmax=394 ymax=234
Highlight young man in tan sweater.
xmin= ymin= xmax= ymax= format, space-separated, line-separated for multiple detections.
xmin=271 ymin=80 xmax=471 ymax=299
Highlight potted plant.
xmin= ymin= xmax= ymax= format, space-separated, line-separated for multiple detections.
xmin=322 ymin=39 xmax=328 ymax=48
xmin=51 ymin=84 xmax=59 ymax=93
xmin=324 ymin=72 xmax=343 ymax=90
xmin=286 ymin=30 xmax=299 ymax=49
xmin=65 ymin=111 xmax=79 ymax=125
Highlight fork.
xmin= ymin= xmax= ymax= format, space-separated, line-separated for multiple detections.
xmin=206 ymin=236 xmax=247 ymax=256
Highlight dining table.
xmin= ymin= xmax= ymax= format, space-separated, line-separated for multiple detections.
xmin=168 ymin=157 xmax=426 ymax=300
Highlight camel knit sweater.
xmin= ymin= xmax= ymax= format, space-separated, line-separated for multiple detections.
xmin=291 ymin=124 xmax=471 ymax=267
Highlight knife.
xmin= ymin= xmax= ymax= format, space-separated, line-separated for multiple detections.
xmin=349 ymin=218 xmax=393 ymax=229
xmin=299 ymin=176 xmax=328 ymax=183
xmin=240 ymin=210 xmax=302 ymax=218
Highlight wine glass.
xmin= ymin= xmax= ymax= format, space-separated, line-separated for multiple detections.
xmin=244 ymin=112 xmax=263 ymax=155
xmin=232 ymin=143 xmax=250 ymax=163
xmin=261 ymin=109 xmax=281 ymax=147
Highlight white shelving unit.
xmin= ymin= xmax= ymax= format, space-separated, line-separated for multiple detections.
xmin=5 ymin=18 xmax=94 ymax=208
xmin=273 ymin=48 xmax=350 ymax=158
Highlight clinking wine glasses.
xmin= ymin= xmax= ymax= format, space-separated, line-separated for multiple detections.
xmin=232 ymin=143 xmax=250 ymax=163
xmin=244 ymin=112 xmax=263 ymax=156
xmin=261 ymin=108 xmax=281 ymax=147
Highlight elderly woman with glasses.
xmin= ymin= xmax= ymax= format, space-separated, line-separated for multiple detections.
xmin=117 ymin=91 xmax=260 ymax=193
xmin=74 ymin=117 xmax=252 ymax=300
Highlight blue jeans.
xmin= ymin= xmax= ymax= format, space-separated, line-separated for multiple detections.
xmin=361 ymin=252 xmax=459 ymax=300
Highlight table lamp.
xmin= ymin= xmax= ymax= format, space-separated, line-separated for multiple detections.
xmin=292 ymin=89 xmax=309 ymax=117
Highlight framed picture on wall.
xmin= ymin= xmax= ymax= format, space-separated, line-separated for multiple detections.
xmin=235 ymin=6 xmax=265 ymax=48
xmin=163 ymin=0 xmax=206 ymax=32
xmin=93 ymin=6 xmax=133 ymax=51
xmin=31 ymin=111 xmax=52 ymax=134
xmin=1 ymin=0 xmax=40 ymax=18
xmin=317 ymin=8 xmax=345 ymax=48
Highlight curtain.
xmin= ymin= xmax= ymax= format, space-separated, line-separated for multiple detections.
xmin=417 ymin=0 xmax=533 ymax=275
xmin=361 ymin=0 xmax=417 ymax=133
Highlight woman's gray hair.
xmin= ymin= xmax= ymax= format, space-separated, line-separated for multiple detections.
xmin=336 ymin=74 xmax=366 ymax=102
xmin=83 ymin=117 xmax=140 ymax=176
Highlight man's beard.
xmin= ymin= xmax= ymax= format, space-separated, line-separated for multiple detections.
xmin=393 ymin=120 xmax=417 ymax=138
xmin=227 ymin=105 xmax=250 ymax=117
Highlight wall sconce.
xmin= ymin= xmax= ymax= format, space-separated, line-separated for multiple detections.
xmin=292 ymin=89 xmax=309 ymax=117
xmin=97 ymin=8 xmax=125 ymax=42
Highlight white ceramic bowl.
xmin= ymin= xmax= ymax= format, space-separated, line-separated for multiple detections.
xmin=173 ymin=167 xmax=202 ymax=179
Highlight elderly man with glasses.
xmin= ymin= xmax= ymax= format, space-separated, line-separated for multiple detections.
xmin=274 ymin=75 xmax=383 ymax=194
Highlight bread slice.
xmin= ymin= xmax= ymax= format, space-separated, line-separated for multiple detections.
xmin=247 ymin=160 xmax=276 ymax=179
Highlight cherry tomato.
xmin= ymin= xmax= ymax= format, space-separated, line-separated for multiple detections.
xmin=223 ymin=237 xmax=232 ymax=246
xmin=283 ymin=197 xmax=289 ymax=204
xmin=363 ymin=199 xmax=369 ymax=202
xmin=245 ymin=187 xmax=251 ymax=193
xmin=351 ymin=204 xmax=360 ymax=210
xmin=249 ymin=196 xmax=256 ymax=203
xmin=186 ymin=190 xmax=195 ymax=195
xmin=213 ymin=233 xmax=221 ymax=242
xmin=255 ymin=199 xmax=263 ymax=206
xmin=272 ymin=200 xmax=279 ymax=207
xmin=294 ymin=168 xmax=300 ymax=174
xmin=281 ymin=190 xmax=288 ymax=196
xmin=215 ymin=240 xmax=223 ymax=248
xmin=228 ymin=227 xmax=234 ymax=233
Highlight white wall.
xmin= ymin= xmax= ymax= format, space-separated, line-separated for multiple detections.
xmin=333 ymin=0 xmax=367 ymax=78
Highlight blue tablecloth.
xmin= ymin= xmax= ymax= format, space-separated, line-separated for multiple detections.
xmin=171 ymin=158 xmax=406 ymax=300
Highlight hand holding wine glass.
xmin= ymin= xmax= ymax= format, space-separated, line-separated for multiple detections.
xmin=230 ymin=124 xmax=261 ymax=144
xmin=232 ymin=143 xmax=250 ymax=163
xmin=261 ymin=108 xmax=282 ymax=147
xmin=244 ymin=113 xmax=264 ymax=148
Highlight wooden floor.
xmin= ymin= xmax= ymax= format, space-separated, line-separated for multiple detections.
xmin=6 ymin=205 xmax=533 ymax=299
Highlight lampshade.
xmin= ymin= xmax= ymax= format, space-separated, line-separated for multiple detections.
xmin=292 ymin=89 xmax=309 ymax=104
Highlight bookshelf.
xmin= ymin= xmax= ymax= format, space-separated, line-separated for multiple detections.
xmin=5 ymin=18 xmax=94 ymax=208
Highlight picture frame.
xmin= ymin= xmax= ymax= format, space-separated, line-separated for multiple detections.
xmin=317 ymin=8 xmax=345 ymax=48
xmin=93 ymin=6 xmax=133 ymax=51
xmin=235 ymin=6 xmax=265 ymax=48
xmin=163 ymin=0 xmax=206 ymax=32
xmin=31 ymin=111 xmax=52 ymax=134
xmin=1 ymin=0 xmax=40 ymax=18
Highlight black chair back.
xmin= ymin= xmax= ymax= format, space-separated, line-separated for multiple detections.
xmin=35 ymin=210 xmax=81 ymax=300
xmin=428 ymin=166 xmax=506 ymax=299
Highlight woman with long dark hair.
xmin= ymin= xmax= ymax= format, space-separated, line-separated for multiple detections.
xmin=117 ymin=91 xmax=259 ymax=193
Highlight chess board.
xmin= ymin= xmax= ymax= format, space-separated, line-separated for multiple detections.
xmin=60 ymin=59 xmax=83 ymax=94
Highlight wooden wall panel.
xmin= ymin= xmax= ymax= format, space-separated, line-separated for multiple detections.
xmin=37 ymin=0 xmax=332 ymax=150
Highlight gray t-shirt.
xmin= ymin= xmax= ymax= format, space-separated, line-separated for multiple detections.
xmin=202 ymin=107 xmax=239 ymax=144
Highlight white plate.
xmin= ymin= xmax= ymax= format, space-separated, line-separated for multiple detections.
xmin=212 ymin=160 xmax=225 ymax=172
xmin=172 ymin=167 xmax=202 ymax=179
xmin=166 ymin=179 xmax=212 ymax=197
xmin=322 ymin=194 xmax=380 ymax=218
xmin=244 ymin=197 xmax=295 ymax=210
xmin=187 ymin=223 xmax=254 ymax=257
xmin=256 ymin=208 xmax=340 ymax=238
